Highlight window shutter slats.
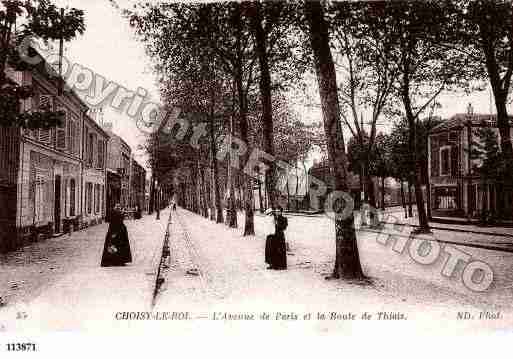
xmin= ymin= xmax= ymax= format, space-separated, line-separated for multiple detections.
xmin=38 ymin=95 xmax=53 ymax=144
xmin=56 ymin=107 xmax=67 ymax=150
xmin=451 ymin=145 xmax=458 ymax=177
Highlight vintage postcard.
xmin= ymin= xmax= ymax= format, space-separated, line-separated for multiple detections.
xmin=1 ymin=0 xmax=513 ymax=356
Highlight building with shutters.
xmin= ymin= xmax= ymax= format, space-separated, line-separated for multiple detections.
xmin=0 ymin=50 xmax=108 ymax=253
xmin=104 ymin=125 xmax=132 ymax=210
xmin=428 ymin=113 xmax=513 ymax=222
xmin=81 ymin=115 xmax=109 ymax=228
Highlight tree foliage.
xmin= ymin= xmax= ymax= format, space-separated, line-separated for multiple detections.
xmin=0 ymin=0 xmax=85 ymax=128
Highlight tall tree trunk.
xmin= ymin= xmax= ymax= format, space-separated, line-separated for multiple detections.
xmin=381 ymin=176 xmax=385 ymax=210
xmin=295 ymin=164 xmax=300 ymax=211
xmin=358 ymin=167 xmax=364 ymax=210
xmin=226 ymin=80 xmax=238 ymax=228
xmin=495 ymin=101 xmax=513 ymax=159
xmin=302 ymin=161 xmax=309 ymax=210
xmin=239 ymin=176 xmax=244 ymax=211
xmin=425 ymin=164 xmax=432 ymax=220
xmin=481 ymin=30 xmax=513 ymax=160
xmin=364 ymin=162 xmax=377 ymax=226
xmin=149 ymin=174 xmax=155 ymax=215
xmin=286 ymin=178 xmax=291 ymax=210
xmin=400 ymin=179 xmax=407 ymax=218
xmin=210 ymin=122 xmax=224 ymax=224
xmin=200 ymin=164 xmax=208 ymax=218
xmin=263 ymin=175 xmax=268 ymax=211
xmin=210 ymin=167 xmax=216 ymax=221
xmin=258 ymin=175 xmax=264 ymax=213
xmin=194 ymin=165 xmax=201 ymax=214
xmin=359 ymin=166 xmax=368 ymax=226
xmin=227 ymin=167 xmax=238 ymax=228
xmin=402 ymin=66 xmax=430 ymax=232
xmin=306 ymin=0 xmax=364 ymax=280
xmin=408 ymin=180 xmax=413 ymax=218
xmin=250 ymin=1 xmax=276 ymax=211
xmin=234 ymin=4 xmax=254 ymax=236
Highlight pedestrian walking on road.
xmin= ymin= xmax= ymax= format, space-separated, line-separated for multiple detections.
xmin=265 ymin=206 xmax=288 ymax=270
xmin=101 ymin=206 xmax=132 ymax=267
xmin=134 ymin=203 xmax=142 ymax=220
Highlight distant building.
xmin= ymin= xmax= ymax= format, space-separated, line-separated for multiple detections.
xmin=104 ymin=126 xmax=131 ymax=209
xmin=130 ymin=158 xmax=146 ymax=210
xmin=428 ymin=113 xmax=513 ymax=222
xmin=307 ymin=162 xmax=363 ymax=210
xmin=105 ymin=169 xmax=121 ymax=222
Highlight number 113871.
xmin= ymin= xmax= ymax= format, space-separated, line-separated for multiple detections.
xmin=6 ymin=343 xmax=37 ymax=352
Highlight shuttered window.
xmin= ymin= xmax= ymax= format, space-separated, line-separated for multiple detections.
xmin=56 ymin=107 xmax=67 ymax=150
xmin=70 ymin=179 xmax=76 ymax=216
xmin=100 ymin=185 xmax=104 ymax=215
xmin=34 ymin=175 xmax=45 ymax=223
xmin=451 ymin=145 xmax=458 ymax=177
xmin=84 ymin=127 xmax=89 ymax=164
xmin=72 ymin=114 xmax=80 ymax=155
xmin=88 ymin=133 xmax=94 ymax=167
xmin=86 ymin=182 xmax=93 ymax=214
xmin=97 ymin=139 xmax=104 ymax=169
xmin=440 ymin=147 xmax=451 ymax=176
xmin=67 ymin=118 xmax=73 ymax=153
xmin=38 ymin=95 xmax=53 ymax=144
xmin=95 ymin=184 xmax=100 ymax=214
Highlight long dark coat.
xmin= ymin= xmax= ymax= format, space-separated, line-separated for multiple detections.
xmin=101 ymin=211 xmax=132 ymax=267
xmin=265 ymin=214 xmax=288 ymax=270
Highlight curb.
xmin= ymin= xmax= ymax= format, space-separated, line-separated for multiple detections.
xmin=359 ymin=227 xmax=513 ymax=254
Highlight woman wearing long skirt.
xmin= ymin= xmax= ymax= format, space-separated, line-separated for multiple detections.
xmin=101 ymin=208 xmax=132 ymax=267
xmin=265 ymin=207 xmax=288 ymax=270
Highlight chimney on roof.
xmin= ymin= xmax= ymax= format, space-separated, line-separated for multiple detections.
xmin=467 ymin=103 xmax=474 ymax=116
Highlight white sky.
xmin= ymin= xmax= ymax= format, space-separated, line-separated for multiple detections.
xmin=49 ymin=0 xmax=512 ymax=175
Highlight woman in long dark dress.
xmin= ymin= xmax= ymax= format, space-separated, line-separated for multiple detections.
xmin=101 ymin=209 xmax=132 ymax=267
xmin=134 ymin=203 xmax=142 ymax=220
xmin=265 ymin=207 xmax=288 ymax=270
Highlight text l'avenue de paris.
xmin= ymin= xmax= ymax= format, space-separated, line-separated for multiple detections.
xmin=211 ymin=311 xmax=407 ymax=321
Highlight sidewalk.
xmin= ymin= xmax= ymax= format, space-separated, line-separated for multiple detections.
xmin=1 ymin=208 xmax=171 ymax=332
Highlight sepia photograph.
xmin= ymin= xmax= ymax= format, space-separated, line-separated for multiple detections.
xmin=1 ymin=0 xmax=513 ymax=355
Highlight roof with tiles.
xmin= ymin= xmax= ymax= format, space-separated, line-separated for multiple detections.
xmin=431 ymin=114 xmax=513 ymax=133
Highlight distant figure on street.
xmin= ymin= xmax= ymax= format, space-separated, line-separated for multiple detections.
xmin=265 ymin=206 xmax=288 ymax=270
xmin=134 ymin=203 xmax=142 ymax=220
xmin=101 ymin=206 xmax=132 ymax=267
